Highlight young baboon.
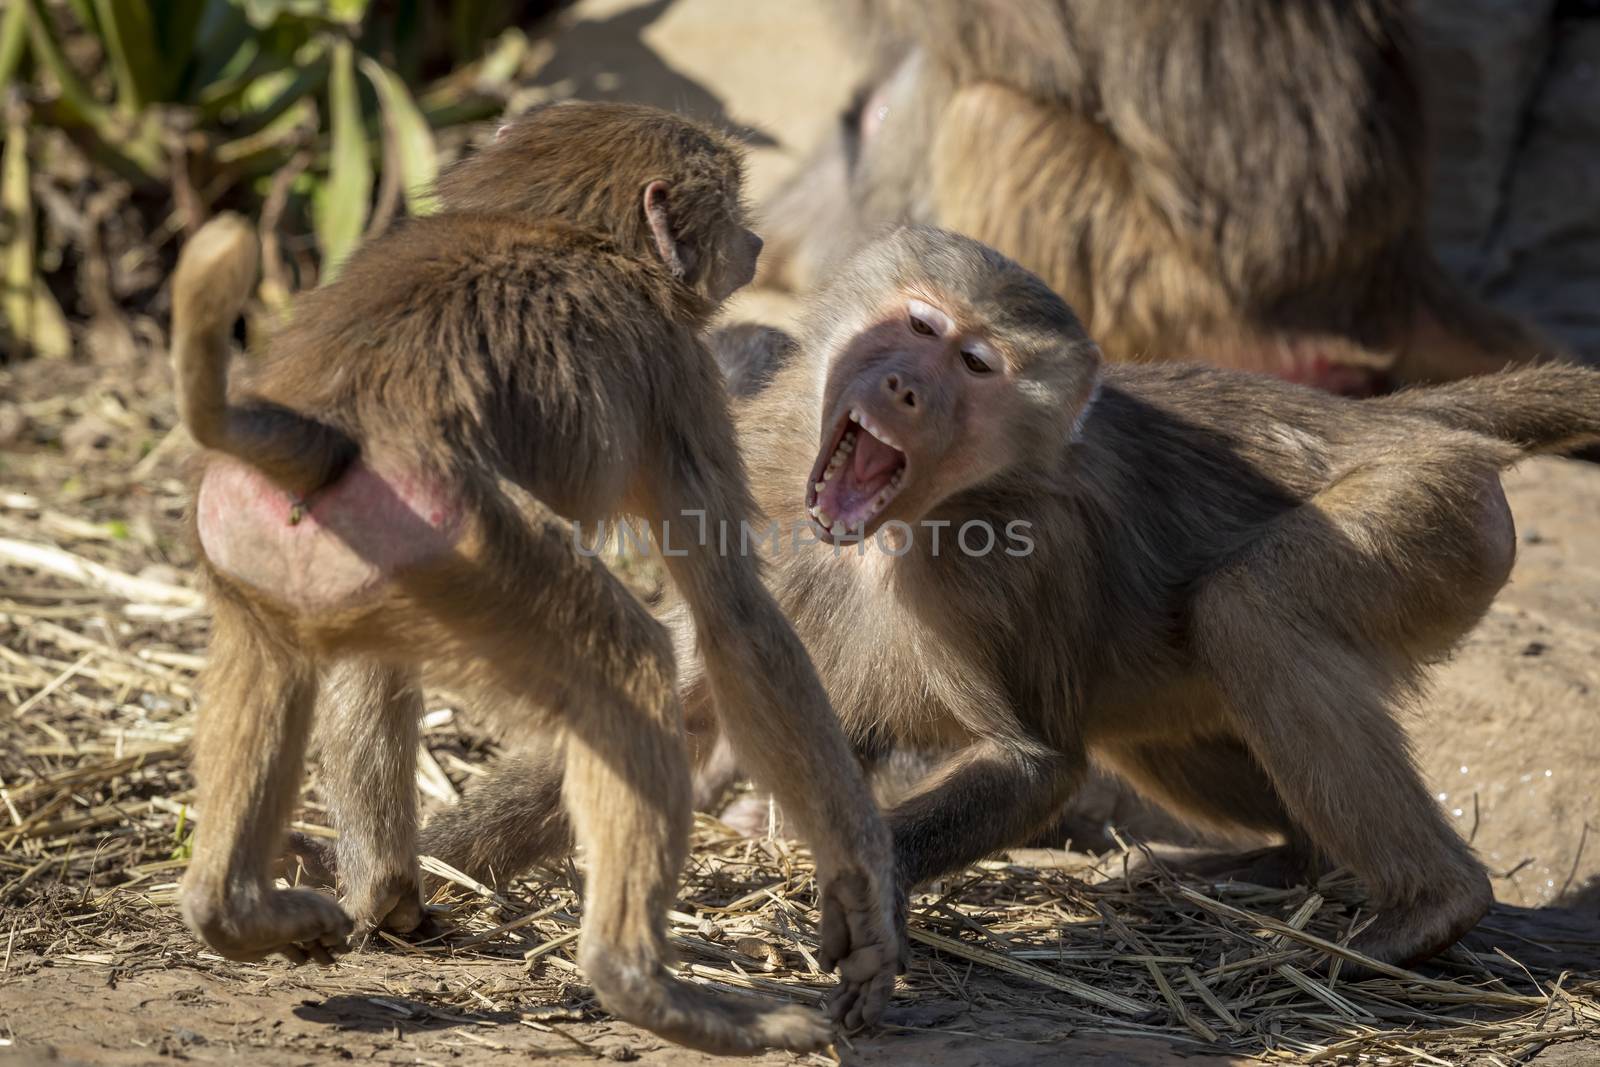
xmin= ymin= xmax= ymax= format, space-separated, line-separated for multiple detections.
xmin=762 ymin=0 xmax=1565 ymax=392
xmin=433 ymin=226 xmax=1600 ymax=973
xmin=169 ymin=101 xmax=899 ymax=1054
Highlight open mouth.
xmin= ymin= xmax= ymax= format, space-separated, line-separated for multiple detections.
xmin=806 ymin=408 xmax=908 ymax=539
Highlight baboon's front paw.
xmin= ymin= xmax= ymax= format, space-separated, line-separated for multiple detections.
xmin=184 ymin=887 xmax=354 ymax=965
xmin=817 ymin=866 xmax=901 ymax=1031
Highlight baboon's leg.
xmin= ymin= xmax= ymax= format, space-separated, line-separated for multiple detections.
xmin=310 ymin=660 xmax=425 ymax=935
xmin=644 ymin=426 xmax=899 ymax=1030
xmin=419 ymin=742 xmax=572 ymax=886
xmin=1101 ymin=737 xmax=1320 ymax=887
xmin=1100 ymin=738 xmax=1296 ymax=838
xmin=888 ymin=738 xmax=1084 ymax=890
xmin=691 ymin=730 xmax=742 ymax=812
xmin=871 ymin=738 xmax=1081 ymax=975
xmin=182 ymin=587 xmax=352 ymax=963
xmin=1193 ymin=466 xmax=1500 ymax=967
xmin=380 ymin=496 xmax=830 ymax=1055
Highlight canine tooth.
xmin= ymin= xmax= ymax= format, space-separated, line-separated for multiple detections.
xmin=816 ymin=508 xmax=833 ymax=527
xmin=849 ymin=410 xmax=860 ymax=423
xmin=830 ymin=521 xmax=846 ymax=537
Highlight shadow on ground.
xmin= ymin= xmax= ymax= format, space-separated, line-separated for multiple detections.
xmin=534 ymin=0 xmax=778 ymax=147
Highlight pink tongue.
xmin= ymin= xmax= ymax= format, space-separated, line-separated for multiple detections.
xmin=852 ymin=431 xmax=900 ymax=484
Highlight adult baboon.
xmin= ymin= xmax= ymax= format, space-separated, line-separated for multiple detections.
xmin=760 ymin=1 xmax=1565 ymax=392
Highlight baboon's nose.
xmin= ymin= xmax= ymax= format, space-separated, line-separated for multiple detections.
xmin=883 ymin=371 xmax=918 ymax=410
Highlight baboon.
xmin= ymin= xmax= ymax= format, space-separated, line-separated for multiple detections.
xmin=169 ymin=101 xmax=899 ymax=1054
xmin=418 ymin=226 xmax=1600 ymax=973
xmin=761 ymin=0 xmax=1564 ymax=393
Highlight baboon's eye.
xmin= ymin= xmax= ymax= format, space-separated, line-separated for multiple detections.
xmin=961 ymin=349 xmax=993 ymax=375
xmin=906 ymin=298 xmax=952 ymax=339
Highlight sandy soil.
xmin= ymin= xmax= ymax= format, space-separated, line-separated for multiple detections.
xmin=0 ymin=958 xmax=1249 ymax=1067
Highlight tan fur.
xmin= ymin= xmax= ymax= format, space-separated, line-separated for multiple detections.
xmin=169 ymin=102 xmax=897 ymax=1054
xmin=760 ymin=0 xmax=1567 ymax=391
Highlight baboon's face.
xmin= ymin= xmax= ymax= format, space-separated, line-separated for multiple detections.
xmin=807 ymin=291 xmax=1025 ymax=544
xmin=703 ymin=216 xmax=764 ymax=304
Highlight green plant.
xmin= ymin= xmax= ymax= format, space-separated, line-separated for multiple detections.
xmin=1 ymin=0 xmax=550 ymax=358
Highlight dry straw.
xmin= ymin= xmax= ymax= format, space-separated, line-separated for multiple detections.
xmin=2 ymin=375 xmax=1597 ymax=1063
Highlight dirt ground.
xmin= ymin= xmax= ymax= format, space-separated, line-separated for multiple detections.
xmin=3 ymin=1 xmax=1599 ymax=1065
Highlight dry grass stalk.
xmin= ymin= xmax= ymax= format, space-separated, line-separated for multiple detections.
xmin=1 ymin=363 xmax=1596 ymax=1063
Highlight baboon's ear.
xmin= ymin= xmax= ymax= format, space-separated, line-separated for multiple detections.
xmin=643 ymin=180 xmax=697 ymax=281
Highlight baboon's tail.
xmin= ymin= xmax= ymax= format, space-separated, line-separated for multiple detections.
xmin=171 ymin=213 xmax=355 ymax=495
xmin=1385 ymin=365 xmax=1600 ymax=455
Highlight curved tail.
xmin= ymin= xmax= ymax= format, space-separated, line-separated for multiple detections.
xmin=1383 ymin=365 xmax=1600 ymax=455
xmin=171 ymin=213 xmax=356 ymax=495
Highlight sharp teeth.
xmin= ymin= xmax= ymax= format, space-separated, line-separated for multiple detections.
xmin=814 ymin=481 xmax=826 ymax=493
xmin=858 ymin=415 xmax=895 ymax=449
xmin=848 ymin=410 xmax=860 ymax=423
xmin=830 ymin=521 xmax=846 ymax=537
xmin=816 ymin=507 xmax=833 ymax=527
xmin=838 ymin=435 xmax=854 ymax=453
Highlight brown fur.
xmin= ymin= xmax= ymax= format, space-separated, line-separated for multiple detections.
xmin=761 ymin=0 xmax=1566 ymax=391
xmin=169 ymin=101 xmax=898 ymax=1054
xmin=433 ymin=228 xmax=1600 ymax=974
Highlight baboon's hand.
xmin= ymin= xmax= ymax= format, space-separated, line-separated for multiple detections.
xmin=817 ymin=864 xmax=901 ymax=1031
